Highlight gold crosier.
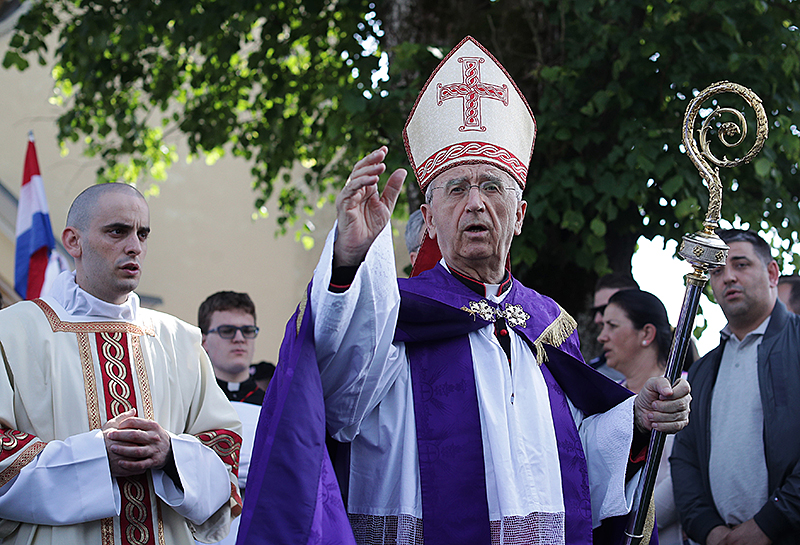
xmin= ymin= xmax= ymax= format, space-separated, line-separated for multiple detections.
xmin=624 ymin=81 xmax=769 ymax=545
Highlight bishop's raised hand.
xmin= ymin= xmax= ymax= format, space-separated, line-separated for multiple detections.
xmin=333 ymin=146 xmax=407 ymax=268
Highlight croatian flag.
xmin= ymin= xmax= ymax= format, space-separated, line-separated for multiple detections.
xmin=14 ymin=132 xmax=64 ymax=299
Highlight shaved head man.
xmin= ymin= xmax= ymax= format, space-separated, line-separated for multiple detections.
xmin=62 ymin=184 xmax=150 ymax=304
xmin=0 ymin=182 xmax=242 ymax=545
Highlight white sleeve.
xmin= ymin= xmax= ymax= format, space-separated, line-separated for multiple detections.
xmin=311 ymin=222 xmax=405 ymax=441
xmin=0 ymin=430 xmax=120 ymax=525
xmin=230 ymin=401 xmax=261 ymax=490
xmin=571 ymin=396 xmax=637 ymax=528
xmin=151 ymin=433 xmax=231 ymax=525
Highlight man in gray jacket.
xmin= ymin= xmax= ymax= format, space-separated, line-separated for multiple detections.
xmin=672 ymin=229 xmax=800 ymax=545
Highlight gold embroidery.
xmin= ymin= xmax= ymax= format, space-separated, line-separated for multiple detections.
xmin=497 ymin=304 xmax=530 ymax=328
xmin=33 ymin=299 xmax=155 ymax=336
xmin=156 ymin=502 xmax=165 ymax=545
xmin=296 ymin=291 xmax=308 ymax=335
xmin=460 ymin=300 xmax=531 ymax=328
xmin=460 ymin=300 xmax=496 ymax=322
xmin=101 ymin=518 xmax=114 ymax=545
xmin=230 ymin=481 xmax=243 ymax=515
xmin=131 ymin=336 xmax=154 ymax=420
xmin=93 ymin=330 xmax=159 ymax=544
xmin=78 ymin=332 xmax=102 ymax=429
xmin=122 ymin=478 xmax=150 ymax=545
xmin=459 ymin=297 xmax=576 ymax=363
xmin=0 ymin=429 xmax=30 ymax=451
xmin=0 ymin=440 xmax=46 ymax=487
xmin=199 ymin=430 xmax=243 ymax=459
xmin=102 ymin=332 xmax=134 ymax=416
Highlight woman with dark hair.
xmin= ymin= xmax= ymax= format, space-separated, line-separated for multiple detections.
xmin=597 ymin=289 xmax=673 ymax=393
xmin=598 ymin=289 xmax=686 ymax=545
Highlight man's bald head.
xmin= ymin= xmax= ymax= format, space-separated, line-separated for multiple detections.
xmin=62 ymin=182 xmax=150 ymax=304
xmin=66 ymin=183 xmax=147 ymax=231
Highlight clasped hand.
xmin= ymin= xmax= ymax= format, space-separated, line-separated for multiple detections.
xmin=103 ymin=408 xmax=172 ymax=478
xmin=634 ymin=376 xmax=691 ymax=434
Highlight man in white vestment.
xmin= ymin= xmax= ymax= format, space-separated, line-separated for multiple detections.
xmin=238 ymin=36 xmax=691 ymax=545
xmin=0 ymin=183 xmax=243 ymax=545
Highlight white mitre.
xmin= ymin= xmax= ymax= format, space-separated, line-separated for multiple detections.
xmin=403 ymin=35 xmax=537 ymax=191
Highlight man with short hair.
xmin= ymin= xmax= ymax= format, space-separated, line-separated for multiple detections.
xmin=587 ymin=273 xmax=640 ymax=380
xmin=592 ymin=272 xmax=641 ymax=327
xmin=198 ymin=290 xmax=263 ymax=545
xmin=777 ymin=274 xmax=800 ymax=314
xmin=0 ymin=183 xmax=242 ymax=545
xmin=240 ymin=36 xmax=690 ymax=545
xmin=672 ymin=229 xmax=800 ymax=545
xmin=404 ymin=209 xmax=425 ymax=266
xmin=199 ymin=291 xmax=264 ymax=406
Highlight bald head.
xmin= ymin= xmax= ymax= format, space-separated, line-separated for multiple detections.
xmin=66 ymin=183 xmax=147 ymax=231
xmin=62 ymin=183 xmax=150 ymax=304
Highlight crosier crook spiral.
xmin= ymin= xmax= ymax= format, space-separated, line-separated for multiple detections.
xmin=624 ymin=81 xmax=769 ymax=545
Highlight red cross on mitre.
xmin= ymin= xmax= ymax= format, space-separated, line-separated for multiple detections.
xmin=437 ymin=56 xmax=509 ymax=132
xmin=402 ymin=36 xmax=537 ymax=193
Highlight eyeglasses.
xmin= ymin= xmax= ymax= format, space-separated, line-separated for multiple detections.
xmin=207 ymin=325 xmax=260 ymax=339
xmin=430 ymin=180 xmax=518 ymax=203
xmin=591 ymin=304 xmax=608 ymax=316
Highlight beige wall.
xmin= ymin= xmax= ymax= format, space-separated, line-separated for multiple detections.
xmin=0 ymin=21 xmax=411 ymax=363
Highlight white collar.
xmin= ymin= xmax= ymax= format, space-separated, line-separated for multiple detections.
xmin=49 ymin=270 xmax=140 ymax=322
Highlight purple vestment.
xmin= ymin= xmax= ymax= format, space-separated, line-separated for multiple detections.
xmin=236 ymin=283 xmax=355 ymax=545
xmin=238 ymin=265 xmax=652 ymax=544
xmin=397 ymin=264 xmax=640 ymax=544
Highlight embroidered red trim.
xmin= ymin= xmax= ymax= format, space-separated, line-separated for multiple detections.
xmin=196 ymin=429 xmax=242 ymax=478
xmin=416 ymin=142 xmax=527 ymax=189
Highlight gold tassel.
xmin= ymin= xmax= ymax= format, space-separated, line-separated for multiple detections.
xmin=532 ymin=306 xmax=577 ymax=364
xmin=295 ymin=291 xmax=308 ymax=335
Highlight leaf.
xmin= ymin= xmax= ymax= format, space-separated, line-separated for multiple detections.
xmin=754 ymin=157 xmax=772 ymax=178
xmin=662 ymin=175 xmax=683 ymax=197
xmin=675 ymin=197 xmax=699 ymax=219
xmin=2 ymin=51 xmax=28 ymax=70
xmin=561 ymin=209 xmax=585 ymax=233
xmin=555 ymin=127 xmax=572 ymax=141
xmin=590 ymin=216 xmax=607 ymax=237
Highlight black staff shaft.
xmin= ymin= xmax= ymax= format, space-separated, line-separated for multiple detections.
xmin=623 ymin=272 xmax=706 ymax=545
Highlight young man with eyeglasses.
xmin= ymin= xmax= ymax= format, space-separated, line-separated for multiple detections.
xmin=198 ymin=291 xmax=264 ymax=406
xmin=198 ymin=291 xmax=263 ymax=545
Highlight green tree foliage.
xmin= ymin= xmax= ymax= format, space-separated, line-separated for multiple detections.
xmin=5 ymin=0 xmax=800 ymax=314
xmin=3 ymin=0 xmax=407 ymax=231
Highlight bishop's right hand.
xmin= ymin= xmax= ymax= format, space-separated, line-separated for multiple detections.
xmin=333 ymin=146 xmax=406 ymax=268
